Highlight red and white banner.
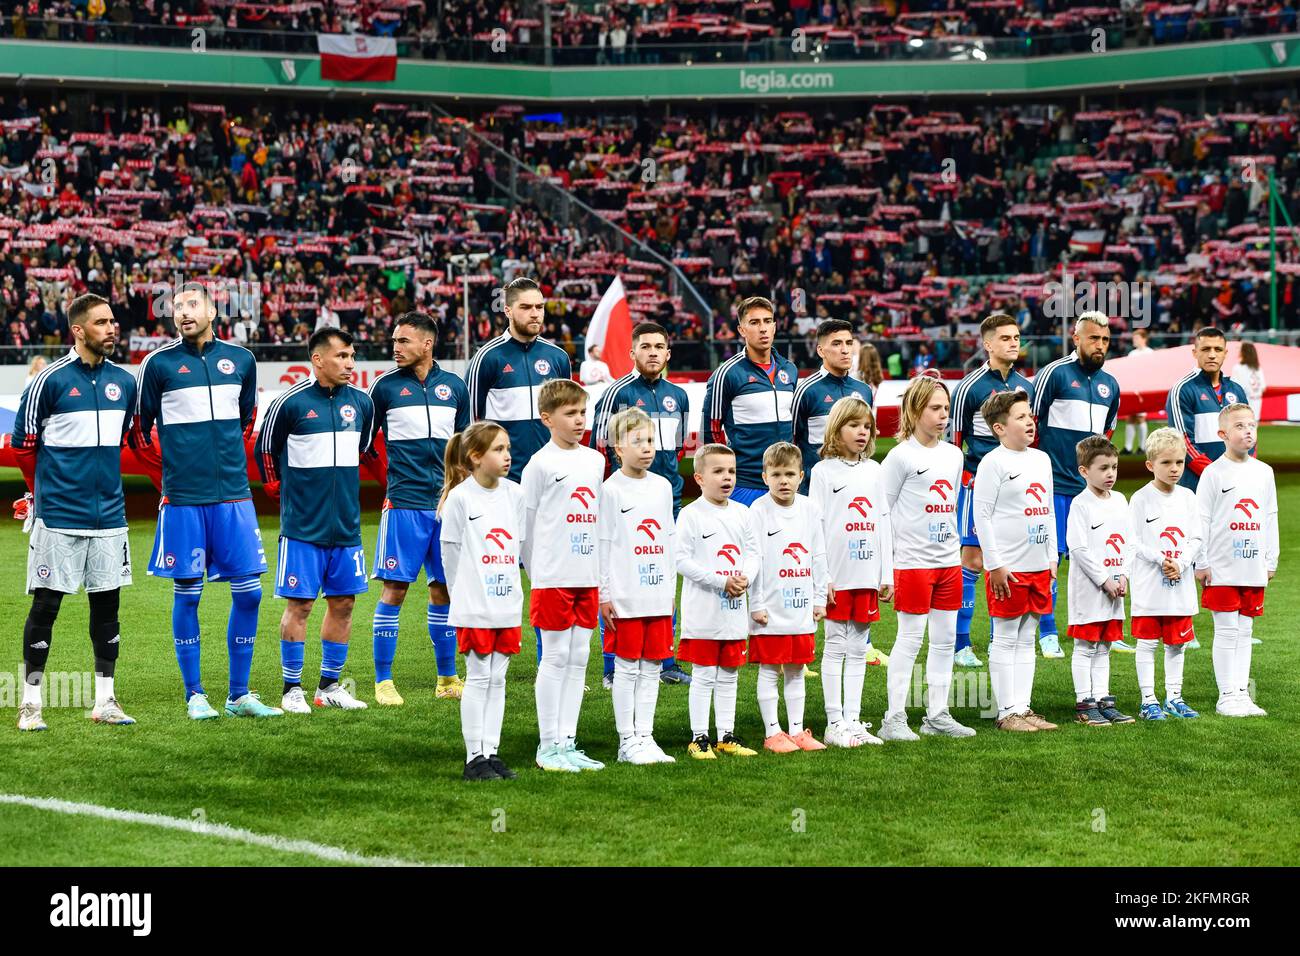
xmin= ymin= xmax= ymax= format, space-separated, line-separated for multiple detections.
xmin=317 ymin=34 xmax=397 ymax=83
xmin=584 ymin=276 xmax=634 ymax=379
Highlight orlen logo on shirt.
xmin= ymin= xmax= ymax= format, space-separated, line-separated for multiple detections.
xmin=568 ymin=487 xmax=596 ymax=523
xmin=1104 ymin=532 xmax=1125 ymax=567
xmin=715 ymin=543 xmax=742 ymax=574
xmin=1231 ymin=498 xmax=1261 ymax=531
xmin=780 ymin=542 xmax=812 ymax=578
xmin=926 ymin=478 xmax=955 ymax=513
xmin=1024 ymin=482 xmax=1050 ymax=516
xmin=482 ymin=528 xmax=517 ymax=565
xmin=1159 ymin=526 xmax=1185 ymax=559
xmin=846 ymin=496 xmax=875 ymax=532
xmin=634 ymin=518 xmax=664 ymax=555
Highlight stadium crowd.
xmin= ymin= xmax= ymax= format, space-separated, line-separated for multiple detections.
xmin=0 ymin=0 xmax=1296 ymax=64
xmin=1 ymin=87 xmax=1299 ymax=371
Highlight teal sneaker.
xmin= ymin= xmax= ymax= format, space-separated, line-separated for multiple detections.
xmin=224 ymin=692 xmax=283 ymax=718
xmin=1139 ymin=702 xmax=1167 ymax=721
xmin=1187 ymin=636 xmax=1202 ymax=650
xmin=1039 ymin=634 xmax=1065 ymax=658
xmin=1163 ymin=697 xmax=1200 ymax=719
xmin=559 ymin=741 xmax=605 ymax=771
xmin=536 ymin=743 xmax=580 ymax=773
xmin=953 ymin=646 xmax=983 ymax=668
xmin=1111 ymin=639 xmax=1138 ymax=654
xmin=187 ymin=692 xmax=221 ymax=721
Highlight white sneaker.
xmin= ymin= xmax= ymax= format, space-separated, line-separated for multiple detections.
xmin=1237 ymin=693 xmax=1267 ymax=717
xmin=848 ymin=720 xmax=884 ymax=746
xmin=878 ymin=712 xmax=920 ymax=742
xmin=17 ymin=702 xmax=47 ymax=732
xmin=638 ymin=737 xmax=676 ymax=763
xmin=1215 ymin=693 xmax=1251 ymax=717
xmin=313 ymin=682 xmax=368 ymax=710
xmin=89 ymin=697 xmax=136 ymax=725
xmin=281 ymin=686 xmax=311 ymax=714
xmin=823 ymin=722 xmax=860 ymax=748
xmin=617 ymin=739 xmax=658 ymax=765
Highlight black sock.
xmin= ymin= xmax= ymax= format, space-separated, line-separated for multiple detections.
xmin=283 ymin=681 xmax=300 ymax=695
xmin=318 ymin=676 xmax=336 ymax=691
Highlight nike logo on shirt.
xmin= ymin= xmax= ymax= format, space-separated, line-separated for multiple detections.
xmin=1008 ymin=474 xmax=1021 ymax=481
xmin=621 ymin=506 xmax=634 ymax=513
xmin=468 ymin=514 xmax=482 ymax=521
xmin=1091 ymin=523 xmax=1104 ymax=530
xmin=767 ymin=530 xmax=781 ymax=536
xmin=702 ymin=532 xmax=716 ymax=539
xmin=832 ymin=485 xmax=846 ymax=494
xmin=554 ymin=475 xmax=568 ymax=483
xmin=915 ymin=468 xmax=929 ymax=476
xmin=1221 ymin=487 xmax=1235 ymax=494
xmin=1146 ymin=516 xmax=1160 ymax=523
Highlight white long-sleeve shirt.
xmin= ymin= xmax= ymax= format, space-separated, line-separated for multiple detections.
xmin=808 ymin=457 xmax=893 ymax=590
xmin=879 ymin=435 xmax=964 ymax=569
xmin=596 ymin=469 xmax=676 ymax=618
xmin=675 ymin=496 xmax=760 ymax=641
xmin=439 ymin=478 xmax=526 ymax=629
xmin=1066 ymin=488 xmax=1132 ymax=625
xmin=747 ymin=493 xmax=828 ymax=636
xmin=519 ymin=440 xmax=606 ymax=589
xmin=1195 ymin=454 xmax=1279 ymax=586
xmin=1129 ymin=481 xmax=1202 ymax=618
xmin=973 ymin=444 xmax=1057 ymax=572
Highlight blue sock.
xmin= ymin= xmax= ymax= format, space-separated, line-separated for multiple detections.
xmin=536 ymin=631 xmax=544 ymax=665
xmin=372 ymin=600 xmax=400 ymax=683
xmin=226 ymin=576 xmax=261 ymax=701
xmin=956 ymin=567 xmax=979 ymax=652
xmin=172 ymin=580 xmax=204 ymax=698
xmin=428 ymin=603 xmax=456 ymax=677
xmin=600 ymin=616 xmax=615 ymax=677
xmin=660 ymin=609 xmax=679 ymax=671
xmin=280 ymin=639 xmax=304 ymax=687
xmin=321 ymin=638 xmax=349 ymax=684
xmin=1040 ymin=567 xmax=1060 ymax=638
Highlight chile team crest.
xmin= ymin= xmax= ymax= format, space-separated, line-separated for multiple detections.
xmin=662 ymin=395 xmax=677 ymax=412
xmin=434 ymin=383 xmax=452 ymax=401
xmin=104 ymin=382 xmax=121 ymax=401
xmin=217 ymin=358 xmax=236 ymax=375
xmin=339 ymin=404 xmax=357 ymax=423
xmin=534 ymin=359 xmax=551 ymax=375
xmin=1097 ymin=383 xmax=1111 ymax=399
xmin=1225 ymin=391 xmax=1238 ymax=403
xmin=777 ymin=369 xmax=791 ymax=385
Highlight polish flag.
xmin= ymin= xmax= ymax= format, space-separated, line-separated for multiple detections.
xmin=585 ymin=276 xmax=634 ymax=378
xmin=318 ymin=34 xmax=397 ymax=83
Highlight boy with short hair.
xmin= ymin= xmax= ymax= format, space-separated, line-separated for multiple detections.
xmin=675 ymin=444 xmax=760 ymax=759
xmin=973 ymin=390 xmax=1058 ymax=732
xmin=748 ymin=442 xmax=829 ymax=753
xmin=597 ymin=407 xmax=677 ymax=764
xmin=1129 ymin=427 xmax=1202 ymax=720
xmin=1195 ymin=404 xmax=1279 ymax=717
xmin=521 ymin=377 xmax=608 ymax=771
xmin=1065 ymin=437 xmax=1135 ymax=726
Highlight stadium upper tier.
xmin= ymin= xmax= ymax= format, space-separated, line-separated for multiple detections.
xmin=1 ymin=1 xmax=1296 ymax=66
xmin=0 ymin=90 xmax=1297 ymax=372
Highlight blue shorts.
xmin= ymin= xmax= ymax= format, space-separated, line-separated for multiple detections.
xmin=275 ymin=537 xmax=368 ymax=599
xmin=1053 ymin=494 xmax=1072 ymax=556
xmin=729 ymin=486 xmax=766 ymax=508
xmin=373 ymin=506 xmax=445 ymax=584
xmin=956 ymin=479 xmax=979 ymax=548
xmin=149 ymin=500 xmax=268 ymax=581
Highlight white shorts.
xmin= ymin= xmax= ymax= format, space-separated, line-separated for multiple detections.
xmin=27 ymin=520 xmax=133 ymax=594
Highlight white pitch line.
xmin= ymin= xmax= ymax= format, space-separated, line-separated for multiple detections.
xmin=0 ymin=793 xmax=446 ymax=867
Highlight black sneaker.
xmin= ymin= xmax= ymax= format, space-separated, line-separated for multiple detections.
xmin=1075 ymin=698 xmax=1111 ymax=726
xmin=463 ymin=755 xmax=502 ymax=781
xmin=660 ymin=664 xmax=692 ymax=685
xmin=1097 ymin=696 xmax=1135 ymax=724
xmin=486 ymin=755 xmax=517 ymax=779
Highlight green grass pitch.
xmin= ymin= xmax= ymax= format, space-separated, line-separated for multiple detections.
xmin=2 ymin=428 xmax=1299 ymax=866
